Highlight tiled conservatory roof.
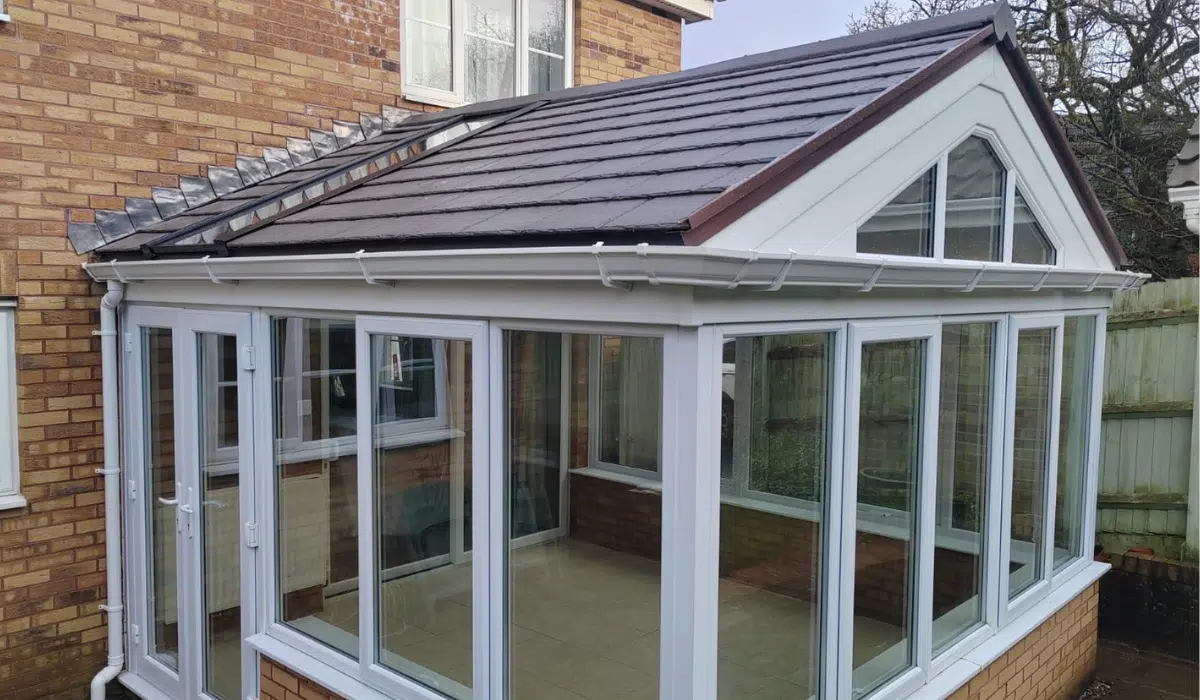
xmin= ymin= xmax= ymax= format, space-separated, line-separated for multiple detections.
xmin=87 ymin=2 xmax=1122 ymax=264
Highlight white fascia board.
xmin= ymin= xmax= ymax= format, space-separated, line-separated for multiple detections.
xmin=639 ymin=0 xmax=712 ymax=22
xmin=84 ymin=246 xmax=1147 ymax=293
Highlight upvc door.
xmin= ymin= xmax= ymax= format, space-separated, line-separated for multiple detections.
xmin=125 ymin=308 xmax=257 ymax=700
xmin=125 ymin=306 xmax=187 ymax=698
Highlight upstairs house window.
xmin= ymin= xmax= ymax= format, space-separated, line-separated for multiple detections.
xmin=403 ymin=0 xmax=570 ymax=106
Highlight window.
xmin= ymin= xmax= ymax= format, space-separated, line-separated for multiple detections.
xmin=933 ymin=322 xmax=995 ymax=654
xmin=0 ymin=304 xmax=19 ymax=508
xmin=403 ymin=0 xmax=569 ymax=106
xmin=1012 ymin=189 xmax=1056 ymax=264
xmin=271 ymin=318 xmax=451 ymax=661
xmin=856 ymin=134 xmax=1059 ymax=265
xmin=1054 ymin=315 xmax=1096 ymax=570
xmin=718 ymin=330 xmax=836 ymax=700
xmin=857 ymin=168 xmax=937 ymax=257
xmin=1008 ymin=326 xmax=1056 ymax=599
xmin=944 ymin=137 xmax=1005 ymax=261
xmin=595 ymin=335 xmax=663 ymax=473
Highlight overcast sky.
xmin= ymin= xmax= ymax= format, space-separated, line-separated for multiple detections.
xmin=682 ymin=0 xmax=874 ymax=69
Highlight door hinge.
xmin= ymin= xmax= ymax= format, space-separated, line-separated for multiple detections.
xmin=123 ymin=332 xmax=133 ymax=353
xmin=131 ymin=624 xmax=140 ymax=646
xmin=127 ymin=479 xmax=136 ymax=501
xmin=244 ymin=522 xmax=259 ymax=549
xmin=242 ymin=344 xmax=256 ymax=372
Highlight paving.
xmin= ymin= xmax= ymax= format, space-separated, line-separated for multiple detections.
xmin=1086 ymin=640 xmax=1199 ymax=700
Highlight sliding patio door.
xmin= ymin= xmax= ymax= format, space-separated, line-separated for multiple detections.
xmin=125 ymin=307 xmax=257 ymax=700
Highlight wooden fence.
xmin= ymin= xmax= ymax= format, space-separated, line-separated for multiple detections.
xmin=1099 ymin=277 xmax=1199 ymax=560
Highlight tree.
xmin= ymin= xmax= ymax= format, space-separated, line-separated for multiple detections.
xmin=847 ymin=0 xmax=1199 ymax=279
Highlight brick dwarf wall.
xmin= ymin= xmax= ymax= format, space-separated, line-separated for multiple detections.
xmin=0 ymin=0 xmax=680 ymax=696
xmin=947 ymin=582 xmax=1099 ymax=700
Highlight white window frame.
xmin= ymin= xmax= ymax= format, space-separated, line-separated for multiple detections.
xmin=0 ymin=2 xmax=9 ymax=23
xmin=401 ymin=0 xmax=574 ymax=107
xmin=999 ymin=313 xmax=1064 ymax=624
xmin=0 ymin=301 xmax=22 ymax=509
xmin=587 ymin=332 xmax=667 ymax=480
xmin=855 ymin=129 xmax=1063 ymax=266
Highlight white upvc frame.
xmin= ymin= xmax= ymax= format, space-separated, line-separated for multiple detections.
xmin=401 ymin=0 xmax=574 ymax=107
xmin=1050 ymin=310 xmax=1106 ymax=585
xmin=855 ymin=128 xmax=1064 ymax=267
xmin=122 ymin=306 xmax=188 ymax=699
xmin=357 ymin=315 xmax=489 ymax=700
xmin=999 ymin=313 xmax=1064 ymax=625
xmin=0 ymin=301 xmax=24 ymax=509
xmin=123 ymin=306 xmax=259 ymax=700
xmin=841 ymin=319 xmax=942 ymax=700
xmin=586 ymin=332 xmax=667 ymax=480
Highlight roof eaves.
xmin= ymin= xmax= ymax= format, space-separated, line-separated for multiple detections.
xmin=682 ymin=23 xmax=999 ymax=244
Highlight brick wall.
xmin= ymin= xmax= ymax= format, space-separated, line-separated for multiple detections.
xmin=947 ymin=582 xmax=1099 ymax=700
xmin=574 ymin=0 xmax=682 ymax=85
xmin=0 ymin=0 xmax=681 ymax=696
xmin=261 ymin=656 xmax=345 ymax=700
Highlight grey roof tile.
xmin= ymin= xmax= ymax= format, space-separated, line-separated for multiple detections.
xmin=96 ymin=8 xmax=1001 ymax=257
xmin=180 ymin=176 xmax=216 ymax=207
xmin=95 ymin=210 xmax=135 ymax=238
xmin=1168 ymin=117 xmax=1199 ymax=189
xmin=125 ymin=198 xmax=162 ymax=229
xmin=151 ymin=187 xmax=188 ymax=218
xmin=68 ymin=222 xmax=107 ymax=253
xmin=208 ymin=166 xmax=244 ymax=196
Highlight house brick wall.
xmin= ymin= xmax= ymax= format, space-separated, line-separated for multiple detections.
xmin=0 ymin=1 xmax=680 ymax=697
xmin=574 ymin=0 xmax=682 ymax=85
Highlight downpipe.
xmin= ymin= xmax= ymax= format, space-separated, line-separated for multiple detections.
xmin=90 ymin=280 xmax=125 ymax=700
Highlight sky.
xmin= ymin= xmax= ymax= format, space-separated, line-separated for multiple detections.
xmin=682 ymin=0 xmax=875 ymax=69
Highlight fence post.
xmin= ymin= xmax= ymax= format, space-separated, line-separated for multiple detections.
xmin=1188 ymin=330 xmax=1200 ymax=561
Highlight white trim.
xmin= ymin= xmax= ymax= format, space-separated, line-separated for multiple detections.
xmin=0 ymin=306 xmax=22 ymax=507
xmin=85 ymin=246 xmax=1146 ymax=293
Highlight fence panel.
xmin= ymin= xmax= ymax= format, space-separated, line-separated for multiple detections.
xmin=1098 ymin=278 xmax=1198 ymax=559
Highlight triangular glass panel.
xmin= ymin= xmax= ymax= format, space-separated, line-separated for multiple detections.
xmin=1011 ymin=188 xmax=1056 ymax=264
xmin=857 ymin=167 xmax=936 ymax=257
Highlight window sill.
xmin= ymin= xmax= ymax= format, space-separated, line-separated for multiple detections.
xmin=248 ymin=633 xmax=449 ymax=700
xmin=402 ymin=90 xmax=464 ymax=110
xmin=901 ymin=560 xmax=1110 ymax=700
xmin=0 ymin=493 xmax=27 ymax=511
xmin=118 ymin=672 xmax=175 ymax=700
xmin=204 ymin=426 xmax=463 ymax=476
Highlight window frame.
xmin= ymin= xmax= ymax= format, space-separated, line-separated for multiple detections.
xmin=855 ymin=129 xmax=1063 ymax=266
xmin=400 ymin=0 xmax=574 ymax=108
xmin=587 ymin=332 xmax=667 ymax=480
xmin=0 ymin=301 xmax=22 ymax=509
xmin=999 ymin=313 xmax=1065 ymax=624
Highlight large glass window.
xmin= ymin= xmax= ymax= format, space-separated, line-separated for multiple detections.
xmin=508 ymin=331 xmax=661 ymax=700
xmin=1009 ymin=327 xmax=1055 ymax=599
xmin=1054 ymin=316 xmax=1096 ymax=569
xmin=273 ymin=318 xmax=361 ymax=656
xmin=143 ymin=327 xmax=179 ymax=672
xmin=718 ymin=331 xmax=833 ymax=700
xmin=372 ymin=334 xmax=473 ymax=698
xmin=944 ymin=137 xmax=1005 ymax=261
xmin=404 ymin=0 xmax=568 ymax=105
xmin=852 ymin=339 xmax=924 ymax=697
xmin=857 ymin=168 xmax=936 ymax=257
xmin=933 ymin=323 xmax=994 ymax=654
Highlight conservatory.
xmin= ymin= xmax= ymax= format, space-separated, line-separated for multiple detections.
xmin=84 ymin=6 xmax=1144 ymax=700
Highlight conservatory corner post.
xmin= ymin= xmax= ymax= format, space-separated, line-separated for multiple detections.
xmin=659 ymin=326 xmax=722 ymax=700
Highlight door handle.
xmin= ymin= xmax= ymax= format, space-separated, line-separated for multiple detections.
xmin=157 ymin=496 xmax=179 ymax=506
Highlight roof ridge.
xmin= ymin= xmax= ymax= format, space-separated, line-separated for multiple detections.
xmin=68 ymin=106 xmax=419 ymax=254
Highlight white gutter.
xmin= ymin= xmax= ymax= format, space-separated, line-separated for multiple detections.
xmin=84 ymin=245 xmax=1149 ymax=293
xmin=91 ymin=280 xmax=125 ymax=700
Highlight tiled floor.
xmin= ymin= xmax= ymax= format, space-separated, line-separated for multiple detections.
xmin=306 ymin=538 xmax=903 ymax=700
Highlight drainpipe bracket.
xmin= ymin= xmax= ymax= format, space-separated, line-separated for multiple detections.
xmin=635 ymin=243 xmax=660 ymax=286
xmin=98 ymin=604 xmax=123 ymax=613
xmin=95 ymin=468 xmax=120 ymax=476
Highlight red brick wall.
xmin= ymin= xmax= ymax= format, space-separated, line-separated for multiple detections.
xmin=574 ymin=0 xmax=682 ymax=85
